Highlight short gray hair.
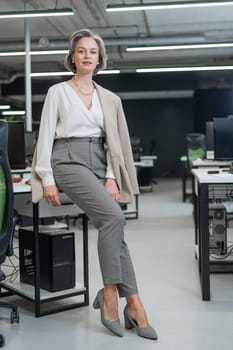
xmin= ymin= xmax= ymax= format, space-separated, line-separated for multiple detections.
xmin=64 ymin=28 xmax=107 ymax=75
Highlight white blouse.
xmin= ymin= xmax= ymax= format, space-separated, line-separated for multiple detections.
xmin=35 ymin=81 xmax=115 ymax=187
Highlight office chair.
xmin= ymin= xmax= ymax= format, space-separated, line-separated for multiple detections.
xmin=186 ymin=133 xmax=206 ymax=168
xmin=130 ymin=136 xmax=143 ymax=161
xmin=0 ymin=120 xmax=19 ymax=348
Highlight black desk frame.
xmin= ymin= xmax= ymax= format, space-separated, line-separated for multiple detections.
xmin=181 ymin=157 xmax=190 ymax=202
xmin=193 ymin=176 xmax=233 ymax=301
xmin=0 ymin=199 xmax=89 ymax=317
xmin=193 ymin=179 xmax=210 ymax=300
xmin=123 ymin=194 xmax=139 ymax=220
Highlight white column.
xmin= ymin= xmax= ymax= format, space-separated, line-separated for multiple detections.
xmin=24 ymin=0 xmax=32 ymax=132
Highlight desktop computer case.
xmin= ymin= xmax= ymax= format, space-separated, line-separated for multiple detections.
xmin=19 ymin=226 xmax=75 ymax=292
xmin=209 ymin=203 xmax=227 ymax=255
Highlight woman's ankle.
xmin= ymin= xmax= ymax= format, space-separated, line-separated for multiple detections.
xmin=103 ymin=285 xmax=119 ymax=321
xmin=125 ymin=294 xmax=149 ymax=327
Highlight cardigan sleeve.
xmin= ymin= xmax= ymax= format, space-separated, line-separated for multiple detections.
xmin=105 ymin=150 xmax=116 ymax=179
xmin=117 ymin=99 xmax=134 ymax=159
xmin=35 ymin=86 xmax=59 ymax=187
xmin=116 ymin=98 xmax=139 ymax=193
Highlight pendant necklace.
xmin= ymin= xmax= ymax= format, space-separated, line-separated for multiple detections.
xmin=72 ymin=77 xmax=94 ymax=96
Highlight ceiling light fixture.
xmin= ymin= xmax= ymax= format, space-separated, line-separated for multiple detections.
xmin=106 ymin=1 xmax=233 ymax=12
xmin=0 ymin=51 xmax=25 ymax=56
xmin=30 ymin=70 xmax=120 ymax=77
xmin=0 ymin=50 xmax=68 ymax=57
xmin=127 ymin=42 xmax=233 ymax=52
xmin=30 ymin=71 xmax=72 ymax=77
xmin=136 ymin=65 xmax=233 ymax=73
xmin=0 ymin=8 xmax=74 ymax=19
xmin=30 ymin=50 xmax=68 ymax=55
xmin=2 ymin=110 xmax=25 ymax=115
xmin=0 ymin=105 xmax=11 ymax=110
xmin=97 ymin=69 xmax=120 ymax=75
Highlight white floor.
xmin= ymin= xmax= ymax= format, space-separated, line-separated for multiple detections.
xmin=1 ymin=178 xmax=233 ymax=349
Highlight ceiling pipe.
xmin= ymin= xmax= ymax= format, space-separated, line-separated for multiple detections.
xmin=0 ymin=34 xmax=205 ymax=51
xmin=0 ymin=73 xmax=24 ymax=85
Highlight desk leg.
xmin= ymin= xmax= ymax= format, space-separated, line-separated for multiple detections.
xmin=33 ymin=202 xmax=41 ymax=317
xmin=181 ymin=160 xmax=188 ymax=202
xmin=82 ymin=214 xmax=89 ymax=306
xmin=182 ymin=163 xmax=186 ymax=202
xmin=193 ymin=175 xmax=198 ymax=246
xmin=135 ymin=194 xmax=139 ymax=219
xmin=199 ymin=183 xmax=210 ymax=301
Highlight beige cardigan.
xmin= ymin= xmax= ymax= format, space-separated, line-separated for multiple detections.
xmin=31 ymin=82 xmax=139 ymax=204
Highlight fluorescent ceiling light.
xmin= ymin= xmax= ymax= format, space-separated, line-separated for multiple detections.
xmin=30 ymin=70 xmax=120 ymax=77
xmin=2 ymin=110 xmax=25 ymax=115
xmin=30 ymin=71 xmax=72 ymax=77
xmin=0 ymin=8 xmax=74 ymax=19
xmin=0 ymin=51 xmax=25 ymax=57
xmin=30 ymin=50 xmax=68 ymax=55
xmin=0 ymin=50 xmax=68 ymax=57
xmin=106 ymin=1 xmax=233 ymax=12
xmin=136 ymin=66 xmax=233 ymax=73
xmin=97 ymin=69 xmax=120 ymax=74
xmin=0 ymin=105 xmax=11 ymax=110
xmin=127 ymin=42 xmax=233 ymax=52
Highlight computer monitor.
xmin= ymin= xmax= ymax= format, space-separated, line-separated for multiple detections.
xmin=7 ymin=121 xmax=26 ymax=169
xmin=214 ymin=117 xmax=233 ymax=160
xmin=24 ymin=131 xmax=36 ymax=166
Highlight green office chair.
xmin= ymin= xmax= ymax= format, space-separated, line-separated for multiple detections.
xmin=0 ymin=120 xmax=19 ymax=348
xmin=186 ymin=133 xmax=206 ymax=168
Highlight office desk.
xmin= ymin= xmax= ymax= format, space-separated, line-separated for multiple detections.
xmin=0 ymin=181 xmax=89 ymax=317
xmin=181 ymin=156 xmax=230 ymax=202
xmin=192 ymin=168 xmax=233 ymax=300
xmin=192 ymin=159 xmax=229 ymax=168
xmin=135 ymin=155 xmax=157 ymax=192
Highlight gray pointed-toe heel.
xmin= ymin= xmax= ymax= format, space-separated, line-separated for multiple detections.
xmin=124 ymin=306 xmax=158 ymax=340
xmin=93 ymin=289 xmax=123 ymax=337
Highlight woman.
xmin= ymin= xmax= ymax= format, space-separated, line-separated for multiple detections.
xmin=32 ymin=29 xmax=157 ymax=340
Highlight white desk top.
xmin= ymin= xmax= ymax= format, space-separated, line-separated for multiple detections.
xmin=192 ymin=158 xmax=230 ymax=167
xmin=180 ymin=156 xmax=230 ymax=168
xmin=192 ymin=168 xmax=233 ymax=184
xmin=13 ymin=180 xmax=84 ymax=217
xmin=11 ymin=167 xmax=31 ymax=174
xmin=140 ymin=155 xmax=157 ymax=160
xmin=13 ymin=180 xmax=31 ymax=193
xmin=134 ymin=155 xmax=157 ymax=167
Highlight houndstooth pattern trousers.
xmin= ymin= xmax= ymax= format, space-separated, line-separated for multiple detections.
xmin=51 ymin=137 xmax=138 ymax=297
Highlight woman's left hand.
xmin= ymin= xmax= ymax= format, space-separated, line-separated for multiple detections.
xmin=105 ymin=178 xmax=120 ymax=202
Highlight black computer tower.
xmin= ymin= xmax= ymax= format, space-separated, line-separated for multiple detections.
xmin=19 ymin=226 xmax=75 ymax=292
xmin=209 ymin=203 xmax=227 ymax=255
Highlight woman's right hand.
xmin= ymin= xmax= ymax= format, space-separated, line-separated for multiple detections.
xmin=43 ymin=185 xmax=61 ymax=206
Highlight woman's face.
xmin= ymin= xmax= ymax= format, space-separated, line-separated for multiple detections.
xmin=72 ymin=37 xmax=99 ymax=75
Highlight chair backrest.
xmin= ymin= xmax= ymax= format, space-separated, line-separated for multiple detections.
xmin=0 ymin=120 xmax=14 ymax=264
xmin=130 ymin=136 xmax=143 ymax=161
xmin=186 ymin=133 xmax=206 ymax=167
